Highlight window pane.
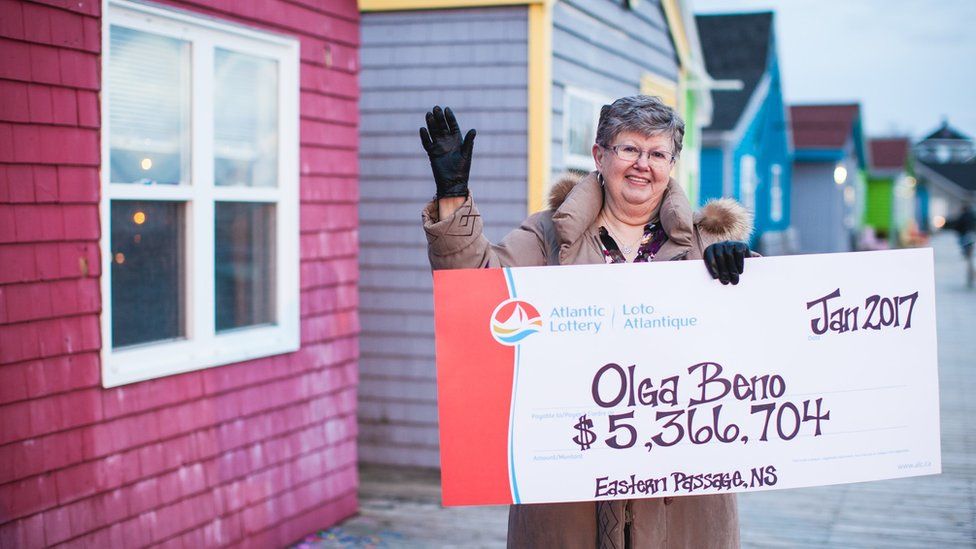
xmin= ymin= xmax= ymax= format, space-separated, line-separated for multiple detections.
xmin=567 ymin=95 xmax=596 ymax=157
xmin=109 ymin=26 xmax=190 ymax=185
xmin=111 ymin=201 xmax=185 ymax=347
xmin=215 ymin=203 xmax=276 ymax=331
xmin=214 ymin=49 xmax=279 ymax=187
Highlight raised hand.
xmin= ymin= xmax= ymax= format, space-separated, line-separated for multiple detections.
xmin=420 ymin=106 xmax=477 ymax=199
xmin=703 ymin=241 xmax=750 ymax=285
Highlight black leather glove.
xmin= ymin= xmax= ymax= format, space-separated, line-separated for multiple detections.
xmin=703 ymin=241 xmax=750 ymax=285
xmin=419 ymin=105 xmax=476 ymax=199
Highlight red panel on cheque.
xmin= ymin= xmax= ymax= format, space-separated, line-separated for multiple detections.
xmin=433 ymin=268 xmax=518 ymax=506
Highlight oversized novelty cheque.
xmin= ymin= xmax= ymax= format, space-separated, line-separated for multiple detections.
xmin=432 ymin=248 xmax=941 ymax=506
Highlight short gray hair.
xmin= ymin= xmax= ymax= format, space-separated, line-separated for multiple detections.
xmin=595 ymin=95 xmax=685 ymax=157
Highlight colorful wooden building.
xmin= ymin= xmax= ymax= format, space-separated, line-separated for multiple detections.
xmin=914 ymin=121 xmax=976 ymax=230
xmin=695 ymin=11 xmax=793 ymax=254
xmin=915 ymin=121 xmax=975 ymax=164
xmin=789 ymin=104 xmax=867 ymax=254
xmin=865 ymin=137 xmax=917 ymax=245
xmin=0 ymin=0 xmax=360 ymax=545
xmin=356 ymin=0 xmax=712 ymax=468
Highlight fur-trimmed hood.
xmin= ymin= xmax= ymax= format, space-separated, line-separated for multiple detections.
xmin=547 ymin=172 xmax=753 ymax=251
xmin=547 ymin=174 xmax=583 ymax=211
xmin=693 ymin=198 xmax=754 ymax=243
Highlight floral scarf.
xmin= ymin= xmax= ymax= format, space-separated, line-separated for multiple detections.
xmin=598 ymin=222 xmax=669 ymax=263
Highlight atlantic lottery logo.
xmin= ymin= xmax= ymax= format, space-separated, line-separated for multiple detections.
xmin=490 ymin=299 xmax=543 ymax=345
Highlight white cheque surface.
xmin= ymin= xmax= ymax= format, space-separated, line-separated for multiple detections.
xmin=505 ymin=248 xmax=940 ymax=504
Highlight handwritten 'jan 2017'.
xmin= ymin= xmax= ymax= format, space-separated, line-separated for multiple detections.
xmin=806 ymin=288 xmax=919 ymax=335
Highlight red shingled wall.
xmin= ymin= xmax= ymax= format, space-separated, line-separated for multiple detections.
xmin=0 ymin=0 xmax=360 ymax=546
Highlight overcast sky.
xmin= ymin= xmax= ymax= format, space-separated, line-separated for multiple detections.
xmin=692 ymin=0 xmax=976 ymax=141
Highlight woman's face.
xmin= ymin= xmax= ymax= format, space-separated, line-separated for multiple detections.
xmin=592 ymin=130 xmax=674 ymax=216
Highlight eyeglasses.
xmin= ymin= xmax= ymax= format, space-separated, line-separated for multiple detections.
xmin=603 ymin=144 xmax=676 ymax=167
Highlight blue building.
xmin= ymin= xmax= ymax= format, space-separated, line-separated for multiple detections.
xmin=790 ymin=104 xmax=867 ymax=254
xmin=695 ymin=12 xmax=793 ymax=253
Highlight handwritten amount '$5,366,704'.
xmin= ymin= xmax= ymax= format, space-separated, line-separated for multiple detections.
xmin=572 ymin=398 xmax=831 ymax=452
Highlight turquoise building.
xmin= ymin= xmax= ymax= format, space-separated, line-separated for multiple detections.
xmin=695 ymin=12 xmax=793 ymax=253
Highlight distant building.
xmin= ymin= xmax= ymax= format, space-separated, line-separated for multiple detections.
xmin=790 ymin=104 xmax=867 ymax=253
xmin=865 ymin=138 xmax=918 ymax=244
xmin=914 ymin=121 xmax=976 ymax=227
xmin=356 ymin=0 xmax=712 ymax=468
xmin=915 ymin=120 xmax=976 ymax=164
xmin=696 ymin=11 xmax=793 ymax=254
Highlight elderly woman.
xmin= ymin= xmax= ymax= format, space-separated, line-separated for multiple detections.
xmin=420 ymin=95 xmax=751 ymax=548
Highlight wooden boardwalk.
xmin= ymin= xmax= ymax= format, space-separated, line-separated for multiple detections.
xmin=296 ymin=233 xmax=975 ymax=548
xmin=733 ymin=233 xmax=976 ymax=548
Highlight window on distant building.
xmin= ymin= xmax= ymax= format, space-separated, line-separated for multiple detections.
xmin=563 ymin=87 xmax=611 ymax=172
xmin=739 ymin=154 xmax=757 ymax=214
xmin=770 ymin=164 xmax=783 ymax=223
xmin=101 ymin=0 xmax=300 ymax=387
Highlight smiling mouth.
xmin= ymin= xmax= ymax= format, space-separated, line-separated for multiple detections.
xmin=625 ymin=175 xmax=652 ymax=185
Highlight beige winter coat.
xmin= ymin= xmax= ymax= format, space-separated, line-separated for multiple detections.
xmin=422 ymin=172 xmax=752 ymax=548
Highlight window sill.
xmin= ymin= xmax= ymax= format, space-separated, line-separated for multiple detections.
xmin=101 ymin=323 xmax=300 ymax=388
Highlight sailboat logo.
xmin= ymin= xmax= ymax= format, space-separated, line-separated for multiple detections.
xmin=490 ymin=299 xmax=543 ymax=345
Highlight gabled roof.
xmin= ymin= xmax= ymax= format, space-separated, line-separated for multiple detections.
xmin=789 ymin=104 xmax=860 ymax=149
xmin=920 ymin=160 xmax=976 ymax=191
xmin=695 ymin=12 xmax=773 ymax=131
xmin=869 ymin=138 xmax=910 ymax=170
xmin=921 ymin=121 xmax=971 ymax=142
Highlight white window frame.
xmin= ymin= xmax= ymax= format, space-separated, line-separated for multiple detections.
xmin=100 ymin=0 xmax=300 ymax=387
xmin=563 ymin=87 xmax=611 ymax=171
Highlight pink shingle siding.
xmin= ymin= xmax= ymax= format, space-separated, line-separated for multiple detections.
xmin=0 ymin=0 xmax=360 ymax=546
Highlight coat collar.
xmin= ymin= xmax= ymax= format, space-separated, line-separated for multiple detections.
xmin=550 ymin=172 xmax=694 ymax=263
